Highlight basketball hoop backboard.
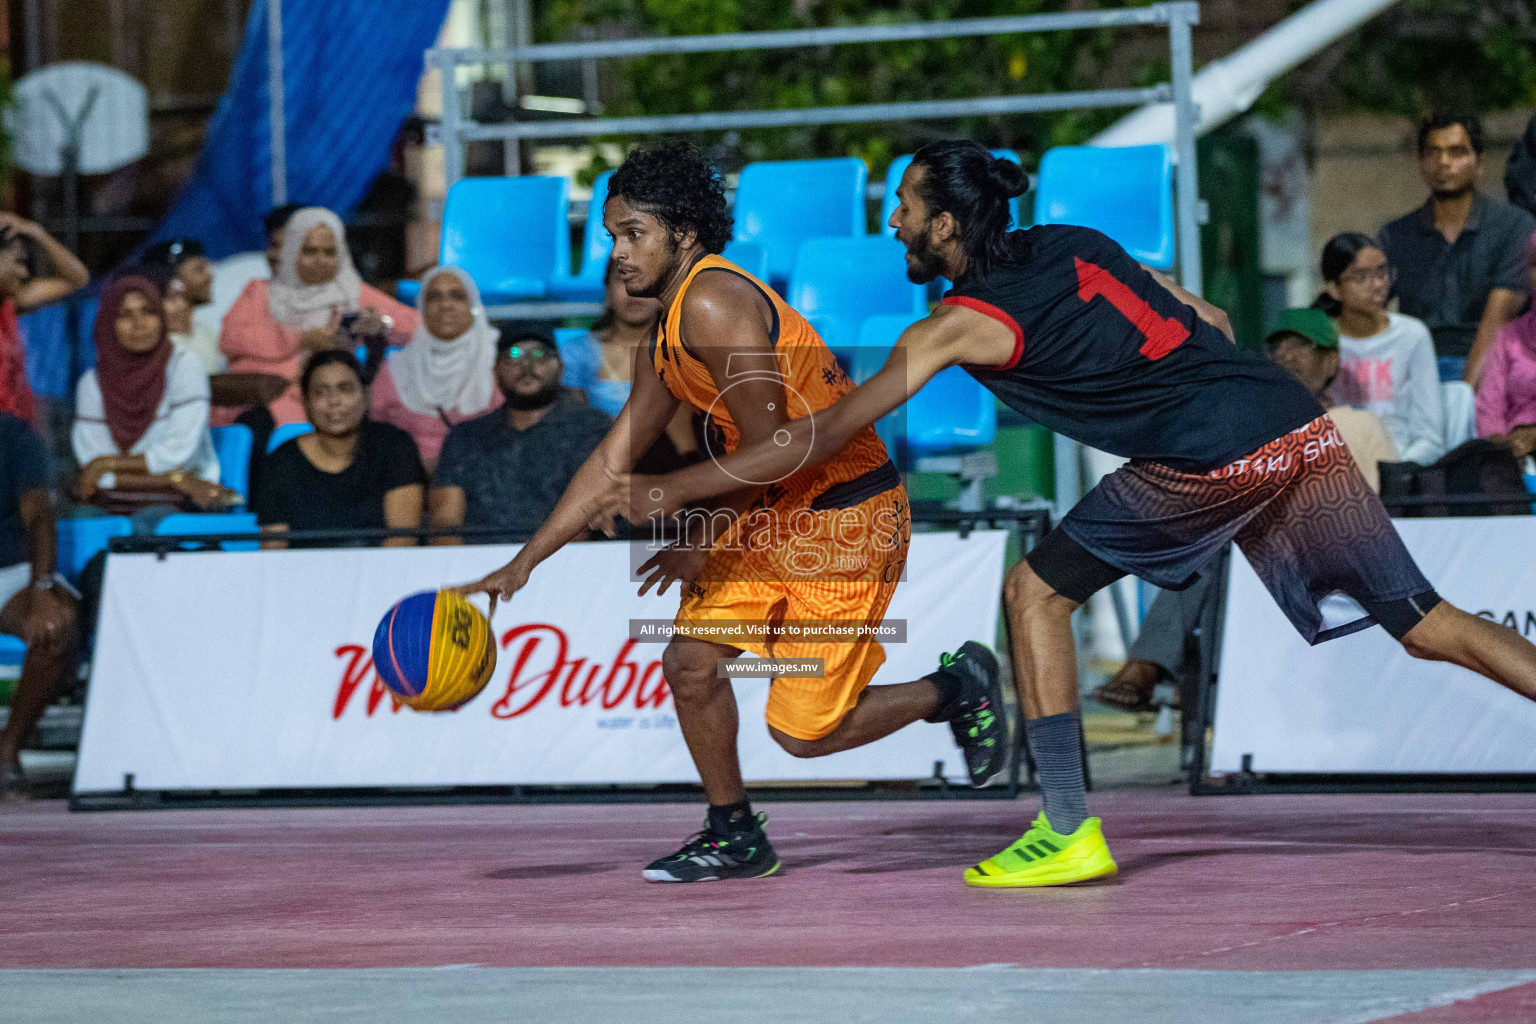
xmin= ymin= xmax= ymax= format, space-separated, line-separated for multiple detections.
xmin=10 ymin=62 xmax=149 ymax=177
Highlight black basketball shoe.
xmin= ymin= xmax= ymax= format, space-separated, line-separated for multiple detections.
xmin=641 ymin=813 xmax=781 ymax=883
xmin=928 ymin=641 xmax=1009 ymax=788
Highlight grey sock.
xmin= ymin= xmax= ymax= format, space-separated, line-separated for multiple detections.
xmin=1024 ymin=711 xmax=1090 ymax=834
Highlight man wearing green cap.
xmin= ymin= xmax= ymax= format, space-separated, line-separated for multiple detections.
xmin=1264 ymin=308 xmax=1400 ymax=493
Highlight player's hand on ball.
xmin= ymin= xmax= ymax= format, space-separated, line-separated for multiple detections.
xmin=636 ymin=542 xmax=708 ymax=597
xmin=453 ymin=561 xmax=531 ymax=617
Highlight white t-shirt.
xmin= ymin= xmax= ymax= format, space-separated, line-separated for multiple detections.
xmin=1334 ymin=312 xmax=1445 ymax=464
xmin=72 ymin=346 xmax=221 ymax=483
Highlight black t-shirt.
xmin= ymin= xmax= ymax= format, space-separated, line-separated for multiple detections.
xmin=256 ymin=420 xmax=426 ymax=542
xmin=0 ymin=413 xmax=48 ymax=569
xmin=946 ymin=225 xmax=1323 ymax=471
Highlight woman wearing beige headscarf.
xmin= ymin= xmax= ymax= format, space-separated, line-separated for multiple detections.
xmin=217 ymin=207 xmax=417 ymax=427
xmin=370 ymin=266 xmax=502 ymax=471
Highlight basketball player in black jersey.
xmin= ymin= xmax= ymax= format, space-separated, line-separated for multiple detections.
xmin=599 ymin=140 xmax=1536 ymax=886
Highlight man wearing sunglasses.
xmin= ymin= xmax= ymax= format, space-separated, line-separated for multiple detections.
xmin=429 ymin=326 xmax=612 ymax=544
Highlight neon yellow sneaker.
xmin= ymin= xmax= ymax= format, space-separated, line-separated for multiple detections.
xmin=964 ymin=813 xmax=1118 ymax=888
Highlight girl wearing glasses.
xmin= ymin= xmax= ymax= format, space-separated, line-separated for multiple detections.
xmin=1316 ymin=232 xmax=1445 ymax=464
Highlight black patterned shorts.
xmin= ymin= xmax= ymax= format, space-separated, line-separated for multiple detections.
xmin=1059 ymin=415 xmax=1432 ymax=644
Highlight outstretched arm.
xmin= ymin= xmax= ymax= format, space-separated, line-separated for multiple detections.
xmin=621 ymin=303 xmax=1007 ymax=516
xmin=455 ymin=343 xmax=678 ymax=601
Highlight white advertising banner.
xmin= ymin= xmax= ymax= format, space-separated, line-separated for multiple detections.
xmin=74 ymin=531 xmax=1008 ymax=793
xmin=1212 ymin=517 xmax=1536 ymax=774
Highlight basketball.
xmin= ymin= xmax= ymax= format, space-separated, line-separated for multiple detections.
xmin=372 ymin=590 xmax=497 ymax=711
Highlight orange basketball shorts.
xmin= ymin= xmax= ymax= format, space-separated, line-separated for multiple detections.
xmin=671 ymin=484 xmax=911 ymax=741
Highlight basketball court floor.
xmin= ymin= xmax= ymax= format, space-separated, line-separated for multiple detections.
xmin=5 ymin=789 xmax=1536 ymax=1022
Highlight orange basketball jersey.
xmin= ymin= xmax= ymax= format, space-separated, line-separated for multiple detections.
xmin=651 ymin=253 xmax=892 ymax=505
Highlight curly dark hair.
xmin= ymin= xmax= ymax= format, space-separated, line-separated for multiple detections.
xmin=607 ymin=141 xmax=733 ymax=254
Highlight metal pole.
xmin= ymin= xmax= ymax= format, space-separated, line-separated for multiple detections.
xmin=1168 ymin=2 xmax=1204 ymax=295
xmin=465 ymin=87 xmax=1167 ymax=142
xmin=267 ymin=0 xmax=288 ymax=208
xmin=431 ymin=6 xmax=1177 ymax=66
xmin=438 ymin=50 xmax=465 ymax=192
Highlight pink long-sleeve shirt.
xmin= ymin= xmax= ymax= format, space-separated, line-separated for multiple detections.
xmin=216 ymin=279 xmax=419 ymax=426
xmin=1475 ymin=310 xmax=1536 ymax=437
xmin=368 ymin=360 xmax=503 ymax=467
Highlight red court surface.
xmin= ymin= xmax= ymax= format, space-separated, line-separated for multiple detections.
xmin=5 ymin=789 xmax=1536 ymax=1021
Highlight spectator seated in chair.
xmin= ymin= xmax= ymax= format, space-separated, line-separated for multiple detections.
xmin=1091 ymin=308 xmax=1398 ymax=713
xmin=142 ymin=237 xmax=221 ymax=376
xmin=1316 ymin=232 xmax=1444 ymax=465
xmin=1378 ymin=109 xmax=1536 ymax=385
xmin=0 ymin=412 xmax=77 ymax=799
xmin=72 ymin=276 xmax=238 ymax=517
xmin=429 ymin=326 xmax=611 ymax=544
xmin=1475 ymin=227 xmax=1536 ymax=461
xmin=217 ymin=206 xmax=418 ymax=435
xmin=369 ymin=265 xmax=502 ymax=474
xmin=255 ymin=349 xmax=425 ymax=549
xmin=0 ymin=211 xmax=91 ymax=425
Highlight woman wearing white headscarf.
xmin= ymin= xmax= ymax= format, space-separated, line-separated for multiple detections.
xmin=217 ymin=206 xmax=417 ymax=427
xmin=370 ymin=266 xmax=502 ymax=470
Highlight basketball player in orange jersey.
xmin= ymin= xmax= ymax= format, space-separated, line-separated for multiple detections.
xmin=459 ymin=142 xmax=1006 ymax=883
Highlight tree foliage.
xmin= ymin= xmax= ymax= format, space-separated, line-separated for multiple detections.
xmin=1322 ymin=0 xmax=1536 ymax=117
xmin=539 ymin=0 xmax=1161 ymax=179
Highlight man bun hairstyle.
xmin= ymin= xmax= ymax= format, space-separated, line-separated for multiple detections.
xmin=910 ymin=140 xmax=1027 ymax=276
xmin=984 ymin=155 xmax=1029 ymax=201
xmin=607 ymin=141 xmax=733 ymax=254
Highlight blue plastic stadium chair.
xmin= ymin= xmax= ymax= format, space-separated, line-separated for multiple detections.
xmin=881 ymin=150 xmax=1024 ymax=236
xmin=209 ymin=425 xmax=254 ymax=501
xmin=1033 ymin=144 xmax=1175 ymax=269
xmin=856 ymin=315 xmax=996 ymax=464
xmin=266 ymin=421 xmax=314 ymax=454
xmin=547 ymin=171 xmax=614 ymax=302
xmin=437 ymin=176 xmax=571 ymax=305
xmin=0 ymin=633 xmax=25 ymax=668
xmin=56 ymin=516 xmax=132 ymax=581
xmin=154 ymin=512 xmax=261 ymax=552
xmin=733 ymin=158 xmax=867 ymax=290
xmin=720 ymin=241 xmax=769 ymax=282
xmin=788 ymin=236 xmax=927 ymax=361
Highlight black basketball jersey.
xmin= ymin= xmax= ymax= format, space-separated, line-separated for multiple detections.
xmin=945 ymin=224 xmax=1323 ymax=471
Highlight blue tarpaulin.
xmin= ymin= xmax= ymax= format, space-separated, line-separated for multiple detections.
xmin=24 ymin=0 xmax=451 ymax=397
xmin=157 ymin=0 xmax=452 ymax=258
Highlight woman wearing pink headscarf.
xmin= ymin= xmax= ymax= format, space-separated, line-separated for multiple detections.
xmin=217 ymin=207 xmax=417 ymax=427
xmin=1475 ymin=228 xmax=1536 ymax=459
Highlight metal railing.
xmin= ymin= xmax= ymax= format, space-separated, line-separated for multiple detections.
xmin=426 ymin=2 xmax=1207 ymax=305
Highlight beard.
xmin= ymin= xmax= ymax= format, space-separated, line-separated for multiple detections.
xmin=624 ymin=233 xmax=681 ymax=299
xmin=504 ymin=377 xmax=563 ymax=411
xmin=902 ymin=222 xmax=948 ymax=284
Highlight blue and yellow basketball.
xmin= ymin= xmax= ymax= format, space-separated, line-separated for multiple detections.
xmin=372 ymin=590 xmax=497 ymax=711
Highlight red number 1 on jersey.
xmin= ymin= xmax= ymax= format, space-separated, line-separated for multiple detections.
xmin=1074 ymin=257 xmax=1190 ymax=360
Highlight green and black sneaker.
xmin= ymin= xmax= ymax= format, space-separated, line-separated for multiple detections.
xmin=929 ymin=641 xmax=1009 ymax=788
xmin=641 ymin=812 xmax=781 ymax=883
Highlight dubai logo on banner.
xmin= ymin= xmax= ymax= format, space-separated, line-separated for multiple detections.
xmin=331 ymin=629 xmax=673 ymax=721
